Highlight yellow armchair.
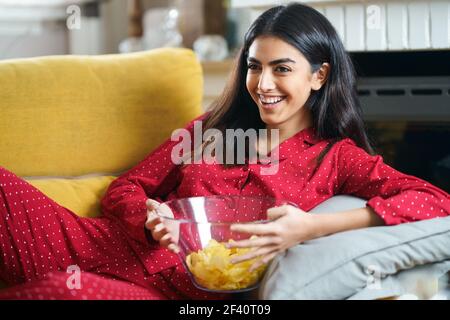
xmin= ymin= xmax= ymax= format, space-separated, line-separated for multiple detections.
xmin=0 ymin=48 xmax=203 ymax=218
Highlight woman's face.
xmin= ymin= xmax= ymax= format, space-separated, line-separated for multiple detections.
xmin=245 ymin=36 xmax=325 ymax=134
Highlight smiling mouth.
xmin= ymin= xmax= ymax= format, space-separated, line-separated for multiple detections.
xmin=258 ymin=94 xmax=286 ymax=109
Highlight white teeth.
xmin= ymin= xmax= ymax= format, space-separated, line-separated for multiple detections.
xmin=259 ymin=95 xmax=284 ymax=104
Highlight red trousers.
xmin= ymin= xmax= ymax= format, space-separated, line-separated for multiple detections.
xmin=0 ymin=167 xmax=227 ymax=300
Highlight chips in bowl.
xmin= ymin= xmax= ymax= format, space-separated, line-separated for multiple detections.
xmin=157 ymin=196 xmax=294 ymax=293
xmin=186 ymin=238 xmax=267 ymax=291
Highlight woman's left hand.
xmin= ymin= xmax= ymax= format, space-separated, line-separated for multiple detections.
xmin=227 ymin=204 xmax=317 ymax=271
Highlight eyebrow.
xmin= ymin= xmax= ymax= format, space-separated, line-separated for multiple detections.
xmin=247 ymin=57 xmax=296 ymax=65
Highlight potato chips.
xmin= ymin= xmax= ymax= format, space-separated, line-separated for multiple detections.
xmin=185 ymin=238 xmax=267 ymax=291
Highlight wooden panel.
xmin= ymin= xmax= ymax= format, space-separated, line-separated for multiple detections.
xmin=325 ymin=5 xmax=345 ymax=42
xmin=345 ymin=4 xmax=365 ymax=51
xmin=366 ymin=3 xmax=387 ymax=51
xmin=387 ymin=2 xmax=408 ymax=50
xmin=430 ymin=2 xmax=449 ymax=48
xmin=408 ymin=2 xmax=431 ymax=49
xmin=231 ymin=0 xmax=450 ymax=51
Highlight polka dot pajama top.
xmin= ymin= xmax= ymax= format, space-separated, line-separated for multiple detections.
xmin=1 ymin=116 xmax=449 ymax=299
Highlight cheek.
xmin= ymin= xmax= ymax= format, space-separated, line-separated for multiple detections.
xmin=246 ymin=74 xmax=257 ymax=95
xmin=291 ymin=82 xmax=312 ymax=103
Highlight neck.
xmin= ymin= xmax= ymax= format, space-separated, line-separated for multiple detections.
xmin=266 ymin=113 xmax=312 ymax=144
xmin=258 ymin=113 xmax=312 ymax=157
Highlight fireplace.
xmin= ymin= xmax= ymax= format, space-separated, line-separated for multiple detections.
xmin=352 ymin=51 xmax=450 ymax=192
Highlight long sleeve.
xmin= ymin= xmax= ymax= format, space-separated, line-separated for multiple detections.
xmin=336 ymin=138 xmax=450 ymax=225
xmin=101 ymin=137 xmax=181 ymax=245
xmin=101 ymin=115 xmax=202 ymax=245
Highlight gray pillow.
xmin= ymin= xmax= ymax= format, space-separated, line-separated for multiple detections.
xmin=259 ymin=195 xmax=450 ymax=300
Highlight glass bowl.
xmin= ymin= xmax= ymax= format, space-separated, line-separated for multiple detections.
xmin=156 ymin=195 xmax=293 ymax=293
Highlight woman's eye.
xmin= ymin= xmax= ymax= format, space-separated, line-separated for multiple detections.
xmin=275 ymin=66 xmax=291 ymax=73
xmin=247 ymin=64 xmax=260 ymax=70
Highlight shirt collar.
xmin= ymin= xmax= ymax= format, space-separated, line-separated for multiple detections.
xmin=261 ymin=127 xmax=319 ymax=163
xmin=301 ymin=126 xmax=321 ymax=145
xmin=255 ymin=127 xmax=321 ymax=165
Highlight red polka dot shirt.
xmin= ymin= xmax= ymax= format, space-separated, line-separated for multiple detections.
xmin=101 ymin=117 xmax=450 ymax=274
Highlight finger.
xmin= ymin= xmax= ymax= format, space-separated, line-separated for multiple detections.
xmin=227 ymin=236 xmax=280 ymax=249
xmin=230 ymin=246 xmax=276 ymax=264
xmin=145 ymin=211 xmax=161 ymax=230
xmin=159 ymin=233 xmax=175 ymax=247
xmin=153 ymin=222 xmax=167 ymax=234
xmin=230 ymin=222 xmax=277 ymax=236
xmin=160 ymin=232 xmax=172 ymax=242
xmin=249 ymin=251 xmax=278 ymax=272
xmin=266 ymin=205 xmax=289 ymax=220
xmin=146 ymin=199 xmax=161 ymax=210
xmin=168 ymin=243 xmax=180 ymax=254
xmin=150 ymin=223 xmax=168 ymax=241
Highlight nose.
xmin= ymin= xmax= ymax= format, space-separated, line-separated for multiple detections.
xmin=257 ymin=69 xmax=276 ymax=92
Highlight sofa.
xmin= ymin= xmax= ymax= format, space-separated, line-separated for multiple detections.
xmin=0 ymin=47 xmax=203 ymax=289
xmin=1 ymin=48 xmax=449 ymax=299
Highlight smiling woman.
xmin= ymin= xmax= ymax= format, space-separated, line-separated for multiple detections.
xmin=202 ymin=2 xmax=374 ymax=168
xmin=0 ymin=2 xmax=449 ymax=301
xmin=184 ymin=2 xmax=449 ymax=274
xmin=245 ymin=36 xmax=328 ymax=142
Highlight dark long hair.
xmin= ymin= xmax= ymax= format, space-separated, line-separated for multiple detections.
xmin=203 ymin=2 xmax=374 ymax=166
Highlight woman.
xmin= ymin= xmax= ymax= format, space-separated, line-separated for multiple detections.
xmin=147 ymin=3 xmax=450 ymax=271
xmin=0 ymin=3 xmax=449 ymax=300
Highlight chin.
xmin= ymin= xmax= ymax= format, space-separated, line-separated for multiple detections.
xmin=258 ymin=112 xmax=281 ymax=127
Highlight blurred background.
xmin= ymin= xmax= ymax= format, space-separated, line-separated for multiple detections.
xmin=0 ymin=0 xmax=245 ymax=58
xmin=0 ymin=0 xmax=449 ymax=192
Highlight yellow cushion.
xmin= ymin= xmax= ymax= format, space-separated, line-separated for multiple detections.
xmin=0 ymin=48 xmax=203 ymax=177
xmin=26 ymin=175 xmax=116 ymax=218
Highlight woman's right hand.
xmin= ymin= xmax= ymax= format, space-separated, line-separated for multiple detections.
xmin=145 ymin=199 xmax=180 ymax=254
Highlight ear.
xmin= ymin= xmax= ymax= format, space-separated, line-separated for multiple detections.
xmin=311 ymin=62 xmax=330 ymax=91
